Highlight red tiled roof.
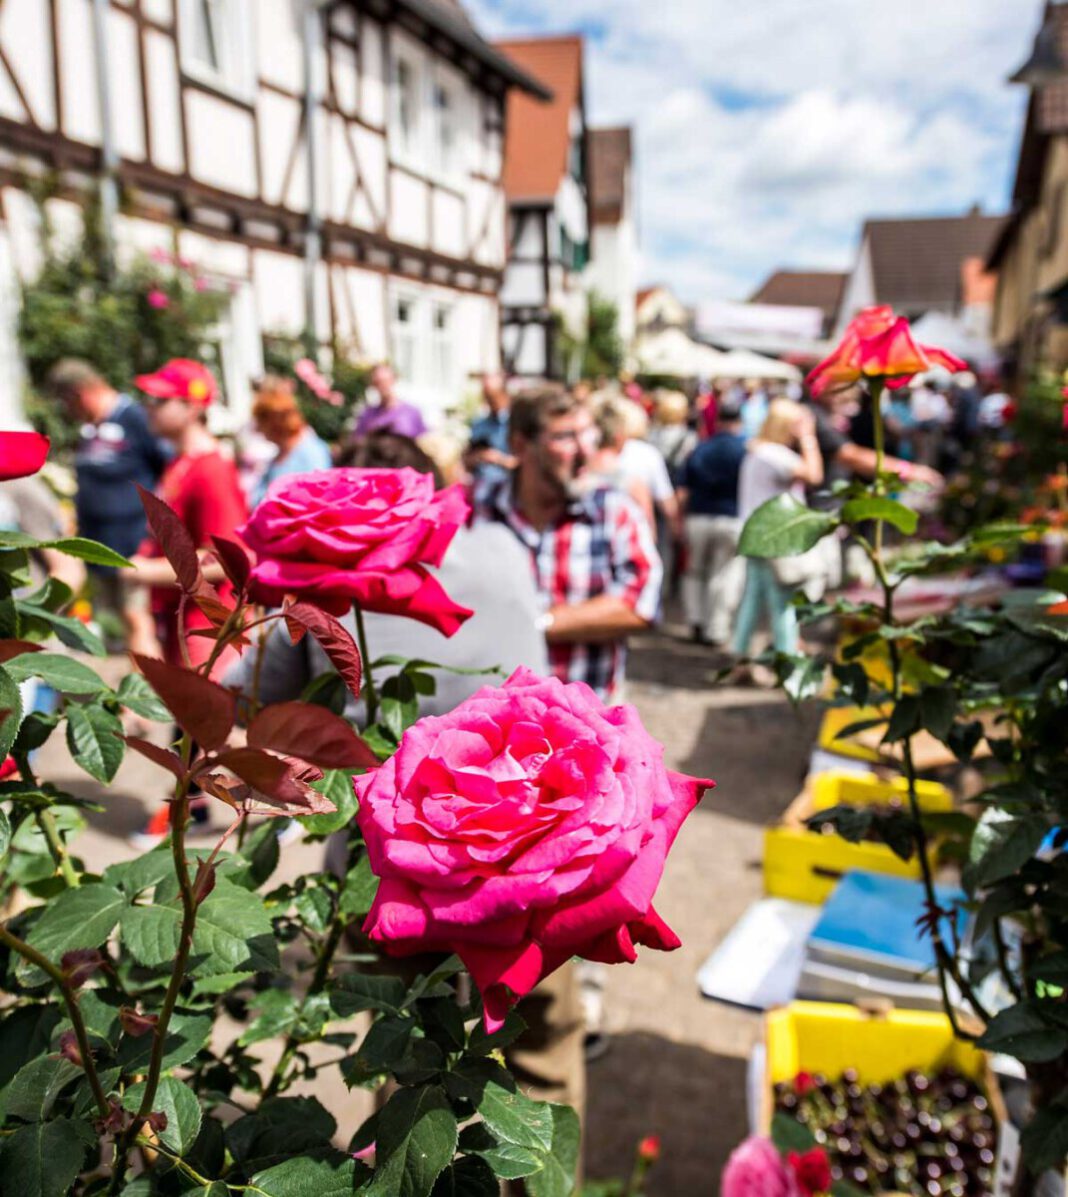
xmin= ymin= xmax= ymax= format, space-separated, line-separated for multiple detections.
xmin=748 ymin=270 xmax=846 ymax=319
xmin=589 ymin=126 xmax=632 ymax=225
xmin=496 ymin=36 xmax=583 ymax=204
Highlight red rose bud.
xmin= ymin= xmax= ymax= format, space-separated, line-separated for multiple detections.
xmin=119 ymin=1007 xmax=159 ymax=1037
xmin=0 ymin=755 xmax=17 ymax=781
xmin=61 ymin=948 xmax=105 ymax=988
xmin=788 ymin=1147 xmax=833 ymax=1196
xmin=794 ymin=1070 xmax=816 ymax=1096
xmin=58 ymin=1030 xmax=83 ymax=1068
xmin=147 ymin=1110 xmax=169 ymax=1134
xmin=637 ymin=1135 xmax=661 ymax=1163
xmin=96 ymin=1099 xmax=126 ymax=1135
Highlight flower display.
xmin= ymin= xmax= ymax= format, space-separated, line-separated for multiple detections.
xmin=239 ymin=468 xmax=473 ymax=634
xmin=786 ymin=1149 xmax=832 ymax=1197
xmin=721 ymin=1136 xmax=800 ymax=1197
xmin=807 ymin=305 xmax=966 ymax=397
xmin=295 ymin=357 xmax=343 ymax=406
xmin=0 ymin=429 xmax=50 ymax=480
xmin=356 ymin=667 xmax=712 ymax=1030
xmin=146 ymin=288 xmax=171 ymax=310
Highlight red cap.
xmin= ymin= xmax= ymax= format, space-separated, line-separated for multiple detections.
xmin=135 ymin=358 xmax=217 ymax=406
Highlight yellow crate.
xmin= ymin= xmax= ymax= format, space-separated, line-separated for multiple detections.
xmin=763 ymin=771 xmax=952 ymax=905
xmin=761 ymin=1001 xmax=1003 ymax=1134
xmin=817 ymin=705 xmax=888 ymax=763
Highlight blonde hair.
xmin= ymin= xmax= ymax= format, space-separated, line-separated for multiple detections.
xmin=757 ymin=398 xmax=805 ymax=446
xmin=654 ymin=389 xmax=689 ymax=426
xmin=617 ymin=397 xmax=649 ymax=440
xmin=252 ymin=376 xmax=304 ymax=440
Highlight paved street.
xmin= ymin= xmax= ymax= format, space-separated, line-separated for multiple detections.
xmin=37 ymin=624 xmax=819 ymax=1195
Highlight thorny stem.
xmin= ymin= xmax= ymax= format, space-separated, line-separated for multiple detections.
xmin=133 ymin=1136 xmax=211 ymax=1187
xmin=36 ymin=808 xmax=79 ymax=888
xmin=353 ymin=603 xmax=378 ymax=724
xmin=0 ymin=923 xmax=109 ymax=1117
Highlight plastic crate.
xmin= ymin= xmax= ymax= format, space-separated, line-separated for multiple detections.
xmin=763 ymin=771 xmax=952 ymax=905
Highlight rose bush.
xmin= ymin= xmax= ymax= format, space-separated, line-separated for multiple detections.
xmin=357 ymin=666 xmax=712 ymax=1030
xmin=240 ymin=467 xmax=473 ymax=635
xmin=721 ymin=1136 xmax=801 ymax=1197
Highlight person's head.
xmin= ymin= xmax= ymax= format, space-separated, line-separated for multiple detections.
xmin=594 ymin=400 xmax=628 ymax=453
xmin=134 ymin=358 xmax=218 ymax=441
xmin=481 ymin=371 xmax=509 ymax=414
xmin=618 ymin=397 xmax=649 ymax=441
xmin=717 ymin=396 xmax=744 ymax=428
xmin=757 ymin=398 xmax=807 ymax=446
xmin=335 ymin=430 xmax=444 ymax=488
xmin=654 ymin=389 xmax=689 ymax=428
xmin=370 ymin=362 xmax=396 ymax=404
xmin=46 ymin=359 xmax=115 ymax=423
xmin=510 ymin=387 xmax=595 ymax=501
xmin=251 ymin=376 xmax=305 ymax=448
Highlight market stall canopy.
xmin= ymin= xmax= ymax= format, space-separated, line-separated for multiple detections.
xmin=713 ymin=348 xmax=802 ymax=382
xmin=909 ymin=311 xmax=999 ymax=372
xmin=635 ymin=328 xmax=730 ymax=378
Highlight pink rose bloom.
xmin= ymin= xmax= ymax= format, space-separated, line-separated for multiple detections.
xmin=722 ymin=1137 xmax=801 ymax=1197
xmin=0 ymin=430 xmax=50 ymax=480
xmin=356 ymin=667 xmax=712 ymax=1030
xmin=147 ymin=288 xmax=170 ymax=310
xmin=239 ymin=468 xmax=473 ymax=635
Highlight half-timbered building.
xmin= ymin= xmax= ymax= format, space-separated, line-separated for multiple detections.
xmin=494 ymin=34 xmax=589 ymax=380
xmin=0 ymin=0 xmax=548 ymax=428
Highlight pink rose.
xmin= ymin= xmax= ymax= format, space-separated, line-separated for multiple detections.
xmin=147 ymin=288 xmax=170 ymax=310
xmin=239 ymin=468 xmax=473 ymax=635
xmin=722 ymin=1137 xmax=801 ymax=1197
xmin=0 ymin=430 xmax=50 ymax=480
xmin=356 ymin=667 xmax=712 ymax=1030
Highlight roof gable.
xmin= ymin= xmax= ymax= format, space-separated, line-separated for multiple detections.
xmin=496 ymin=36 xmax=584 ymax=203
xmin=588 ymin=126 xmax=632 ymax=225
xmin=748 ymin=270 xmax=846 ymax=319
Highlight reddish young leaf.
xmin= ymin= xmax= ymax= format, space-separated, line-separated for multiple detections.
xmin=197 ymin=771 xmax=249 ymax=809
xmin=0 ymin=640 xmax=43 ymax=664
xmin=123 ymin=736 xmax=188 ymax=782
xmin=210 ymin=535 xmax=251 ymax=592
xmin=247 ymin=701 xmax=378 ymax=770
xmin=214 ymin=747 xmax=333 ymax=814
xmin=132 ymin=655 xmax=236 ymax=751
xmin=191 ymin=578 xmax=236 ymax=628
xmin=119 ymin=1007 xmax=159 ymax=1037
xmin=283 ymin=601 xmax=362 ymax=698
xmin=136 ymin=484 xmax=202 ymax=593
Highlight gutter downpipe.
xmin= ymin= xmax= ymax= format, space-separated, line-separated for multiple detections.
xmin=91 ymin=0 xmax=120 ymax=272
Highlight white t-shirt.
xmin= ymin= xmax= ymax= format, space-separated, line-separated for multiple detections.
xmin=618 ymin=438 xmax=674 ymax=503
xmin=738 ymin=441 xmax=803 ymax=521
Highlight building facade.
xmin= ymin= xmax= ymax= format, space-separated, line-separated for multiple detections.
xmin=0 ymin=0 xmax=546 ymax=428
xmin=584 ymin=125 xmax=637 ymax=350
xmin=495 ymin=35 xmax=588 ymax=380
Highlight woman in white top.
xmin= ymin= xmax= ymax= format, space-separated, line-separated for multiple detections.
xmin=732 ymin=399 xmax=824 ymax=657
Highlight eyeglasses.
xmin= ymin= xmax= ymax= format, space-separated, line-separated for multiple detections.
xmin=544 ymin=427 xmax=598 ymax=448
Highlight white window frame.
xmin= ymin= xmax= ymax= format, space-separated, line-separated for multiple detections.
xmin=389 ymin=288 xmax=420 ymax=389
xmin=389 ymin=44 xmax=424 ymax=167
xmin=389 ymin=286 xmax=459 ymax=398
xmin=179 ymin=0 xmax=256 ymax=102
xmin=389 ymin=44 xmax=466 ymax=185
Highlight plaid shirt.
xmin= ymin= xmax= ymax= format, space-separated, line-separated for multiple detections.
xmin=473 ymin=478 xmax=662 ymax=701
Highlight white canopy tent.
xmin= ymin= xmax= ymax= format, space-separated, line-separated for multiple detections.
xmin=634 ymin=328 xmax=731 ymax=378
xmin=712 ymin=348 xmax=802 ymax=382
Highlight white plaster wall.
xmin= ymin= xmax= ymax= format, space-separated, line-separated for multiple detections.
xmin=326 ymin=112 xmax=358 ymax=225
xmin=332 ymin=37 xmax=359 ymax=117
xmin=512 ymin=212 xmax=544 ymax=258
xmin=59 ymin=0 xmax=100 ymax=146
xmin=178 ymin=230 xmax=251 ymax=280
xmin=0 ymin=0 xmax=57 ymax=129
xmin=587 ymin=216 xmax=637 ymax=345
xmin=258 ymin=89 xmax=304 ymax=209
xmin=333 ymin=264 xmax=386 ymax=359
xmin=0 ymin=224 xmax=26 ymax=427
xmin=834 ymin=235 xmax=875 ymax=339
xmin=115 ymin=214 xmax=174 ymax=268
xmin=108 ymin=6 xmax=146 ymax=160
xmin=257 ymin=0 xmax=303 ymax=93
xmin=500 ymin=262 xmax=544 ymax=308
xmin=360 ymin=19 xmax=386 ymax=129
xmin=187 ymin=92 xmax=257 ymax=198
xmin=142 ymin=0 xmax=173 ymax=25
xmin=502 ymin=320 xmax=547 ymax=377
xmin=145 ymin=29 xmax=184 ymax=173
xmin=389 ymin=170 xmax=428 ymax=247
xmin=354 ymin=125 xmax=387 ymax=229
xmin=432 ymin=190 xmax=465 ymax=260
xmin=253 ymin=249 xmax=305 ymax=335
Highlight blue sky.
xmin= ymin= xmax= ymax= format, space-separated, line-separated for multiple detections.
xmin=467 ymin=0 xmax=1036 ymax=303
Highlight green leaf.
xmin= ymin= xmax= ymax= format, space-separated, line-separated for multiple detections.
xmin=367 ymin=1084 xmax=458 ymax=1197
xmin=238 ymin=990 xmax=300 ymax=1048
xmin=338 ymin=854 xmax=379 ymax=919
xmin=3 ymin=1055 xmax=82 ymax=1122
xmin=380 ymin=673 xmax=418 ymax=741
xmin=299 ymin=769 xmax=358 ymax=836
xmin=66 ymin=702 xmax=124 ymax=782
xmin=123 ymin=1076 xmax=202 ymax=1155
xmin=475 ymin=1081 xmax=554 ymax=1154
xmin=249 ymin=1154 xmax=365 ymax=1197
xmin=977 ymin=1002 xmax=1068 ymax=1062
xmin=919 ymin=685 xmax=957 ymax=744
xmin=883 ymin=694 xmax=921 ymax=742
xmin=969 ymin=809 xmax=1049 ymax=887
xmin=18 ymin=882 xmax=127 ymax=985
xmin=431 ymin=1157 xmax=499 ymax=1197
xmin=0 ymin=664 xmax=24 ymax=761
xmin=0 ymin=1117 xmax=94 ymax=1197
xmin=329 ymin=973 xmax=406 ymax=1018
xmin=120 ymin=904 xmax=182 ymax=967
xmin=4 ymin=652 xmax=110 ymax=695
xmin=116 ymin=673 xmax=172 ymax=721
xmin=229 ymin=820 xmax=280 ymax=889
xmin=738 ymin=494 xmax=837 ymax=558
xmin=14 ymin=602 xmax=106 ymax=656
xmin=342 ymin=1017 xmax=413 ymax=1086
xmin=228 ymin=1097 xmax=338 ymax=1171
xmin=1020 ymin=1104 xmax=1068 ymax=1174
xmin=294 ymin=884 xmax=334 ymax=933
xmin=118 ymin=1012 xmax=212 ymax=1073
xmin=41 ymin=537 xmax=132 ymax=568
xmin=467 ymin=1009 xmax=527 ymax=1057
xmin=841 ymin=497 xmax=919 ymax=535
xmin=190 ymin=878 xmax=279 ymax=976
xmin=103 ymin=845 xmax=176 ymax=895
xmin=771 ymin=1111 xmax=817 ymax=1153
xmin=523 ymin=1104 xmax=581 ymax=1197
xmin=0 ymin=807 xmax=10 ymax=864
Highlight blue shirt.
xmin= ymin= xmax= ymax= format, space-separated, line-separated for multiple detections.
xmin=75 ymin=394 xmax=170 ymax=556
xmin=682 ymin=432 xmax=746 ymax=517
xmin=253 ymin=428 xmax=333 ymax=506
xmin=468 ymin=410 xmax=511 ymax=486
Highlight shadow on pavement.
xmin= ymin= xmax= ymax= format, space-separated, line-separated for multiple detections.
xmin=584 ymin=1030 xmax=747 ymax=1195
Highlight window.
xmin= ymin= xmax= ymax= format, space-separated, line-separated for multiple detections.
xmin=391 ymin=294 xmax=418 ymax=385
xmin=430 ymin=301 xmax=453 ymax=385
xmin=390 ymin=289 xmax=457 ymax=395
xmin=431 ymin=77 xmax=458 ymax=175
xmin=392 ymin=53 xmax=420 ymax=160
xmin=390 ymin=50 xmax=464 ymax=180
xmin=180 ymin=0 xmax=254 ymax=98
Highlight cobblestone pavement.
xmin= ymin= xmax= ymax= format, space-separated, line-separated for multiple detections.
xmin=36 ymin=623 xmax=819 ymax=1195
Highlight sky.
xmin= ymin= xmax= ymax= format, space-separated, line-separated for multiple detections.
xmin=466 ymin=0 xmax=1038 ymax=304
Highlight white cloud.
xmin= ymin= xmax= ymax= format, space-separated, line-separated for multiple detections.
xmin=469 ymin=0 xmax=1036 ymax=301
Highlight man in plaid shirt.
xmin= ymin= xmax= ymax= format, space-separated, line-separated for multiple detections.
xmin=472 ymin=387 xmax=662 ymax=703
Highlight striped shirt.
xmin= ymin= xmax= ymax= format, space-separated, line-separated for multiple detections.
xmin=473 ymin=478 xmax=662 ymax=701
